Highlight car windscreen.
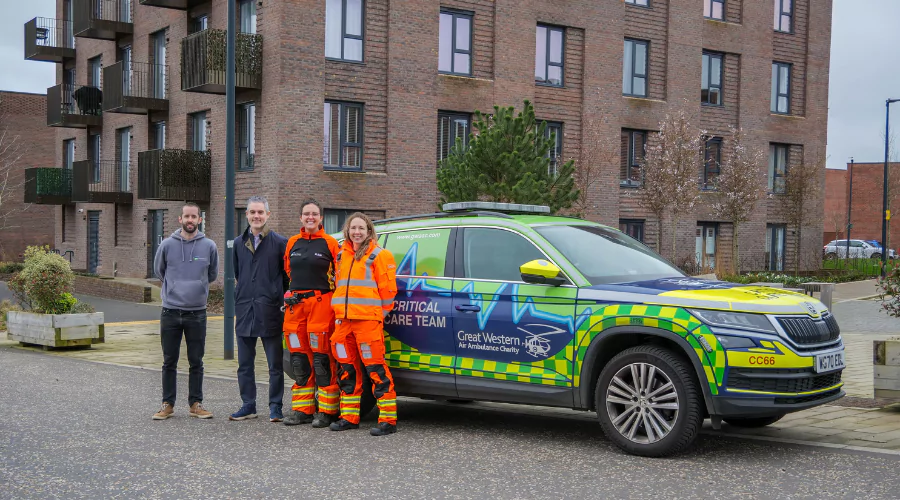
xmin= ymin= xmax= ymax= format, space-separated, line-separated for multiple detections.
xmin=534 ymin=224 xmax=685 ymax=285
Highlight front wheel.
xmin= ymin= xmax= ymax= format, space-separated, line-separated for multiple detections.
xmin=723 ymin=414 xmax=785 ymax=428
xmin=824 ymin=252 xmax=837 ymax=260
xmin=595 ymin=345 xmax=703 ymax=457
xmin=872 ymin=253 xmax=882 ymax=260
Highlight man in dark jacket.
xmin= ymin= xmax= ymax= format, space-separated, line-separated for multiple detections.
xmin=229 ymin=196 xmax=289 ymax=422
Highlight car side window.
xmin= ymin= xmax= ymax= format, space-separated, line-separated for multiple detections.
xmin=461 ymin=227 xmax=545 ymax=282
xmin=383 ymin=228 xmax=453 ymax=277
xmin=851 ymin=241 xmax=863 ymax=248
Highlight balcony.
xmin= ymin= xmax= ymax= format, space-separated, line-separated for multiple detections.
xmin=102 ymin=61 xmax=169 ymax=114
xmin=47 ymin=84 xmax=103 ymax=128
xmin=24 ymin=168 xmax=73 ymax=205
xmin=138 ymin=0 xmax=205 ymax=10
xmin=24 ymin=18 xmax=75 ymax=62
xmin=72 ymin=160 xmax=133 ymax=204
xmin=73 ymin=0 xmax=133 ymax=41
xmin=138 ymin=149 xmax=211 ymax=202
xmin=181 ymin=29 xmax=262 ymax=94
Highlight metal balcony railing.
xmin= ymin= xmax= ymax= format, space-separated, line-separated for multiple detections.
xmin=24 ymin=18 xmax=76 ymax=62
xmin=73 ymin=0 xmax=133 ymax=40
xmin=72 ymin=159 xmax=133 ymax=204
xmin=103 ymin=61 xmax=169 ymax=114
xmin=138 ymin=149 xmax=211 ymax=202
xmin=181 ymin=29 xmax=263 ymax=93
xmin=47 ymin=84 xmax=103 ymax=128
xmin=139 ymin=0 xmax=205 ymax=9
xmin=24 ymin=168 xmax=73 ymax=205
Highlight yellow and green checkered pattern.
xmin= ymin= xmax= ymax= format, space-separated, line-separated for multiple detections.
xmin=384 ymin=334 xmax=454 ymax=374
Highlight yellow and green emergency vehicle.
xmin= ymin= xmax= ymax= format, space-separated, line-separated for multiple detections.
xmin=290 ymin=202 xmax=845 ymax=457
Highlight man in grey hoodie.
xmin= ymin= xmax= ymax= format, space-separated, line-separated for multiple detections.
xmin=151 ymin=202 xmax=219 ymax=420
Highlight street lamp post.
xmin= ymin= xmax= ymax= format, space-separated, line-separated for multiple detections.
xmin=845 ymin=158 xmax=853 ymax=269
xmin=882 ymin=99 xmax=900 ymax=278
xmin=223 ymin=0 xmax=237 ymax=359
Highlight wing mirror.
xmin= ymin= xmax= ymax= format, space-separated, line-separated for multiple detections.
xmin=520 ymin=259 xmax=566 ymax=286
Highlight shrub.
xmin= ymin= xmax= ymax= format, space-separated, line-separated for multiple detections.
xmin=8 ymin=245 xmax=76 ymax=314
xmin=0 ymin=262 xmax=24 ymax=274
xmin=69 ymin=301 xmax=96 ymax=314
xmin=0 ymin=299 xmax=24 ymax=331
xmin=878 ymin=263 xmax=900 ymax=318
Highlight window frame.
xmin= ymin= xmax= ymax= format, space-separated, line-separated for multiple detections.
xmin=89 ymin=133 xmax=101 ymax=183
xmin=88 ymin=55 xmax=102 ymax=88
xmin=621 ymin=129 xmax=646 ymax=187
xmin=323 ymin=101 xmax=364 ymax=171
xmin=190 ymin=14 xmax=208 ymax=34
xmin=190 ymin=111 xmax=208 ymax=152
xmin=63 ymin=138 xmax=75 ymax=170
xmin=623 ymin=38 xmax=649 ymax=98
xmin=774 ymin=0 xmax=793 ymax=33
xmin=624 ymin=0 xmax=650 ymax=7
xmin=437 ymin=111 xmax=471 ymax=164
xmin=439 ymin=9 xmax=473 ymax=76
xmin=701 ymin=51 xmax=724 ymax=106
xmin=326 ymin=0 xmax=365 ymax=63
xmin=544 ymin=121 xmax=563 ymax=177
xmin=238 ymin=0 xmax=257 ymax=34
xmin=765 ymin=223 xmax=786 ymax=271
xmin=619 ymin=219 xmax=645 ymax=243
xmin=703 ymin=137 xmax=722 ymax=190
xmin=535 ymin=24 xmax=565 ymax=87
xmin=455 ymin=225 xmax=571 ymax=285
xmin=704 ymin=0 xmax=725 ymax=20
xmin=769 ymin=143 xmax=789 ymax=194
xmin=771 ymin=62 xmax=792 ymax=115
xmin=238 ymin=101 xmax=256 ymax=171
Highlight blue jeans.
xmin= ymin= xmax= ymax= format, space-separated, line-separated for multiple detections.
xmin=160 ymin=308 xmax=207 ymax=406
xmin=237 ymin=335 xmax=284 ymax=409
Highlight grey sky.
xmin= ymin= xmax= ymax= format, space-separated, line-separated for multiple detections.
xmin=0 ymin=0 xmax=896 ymax=170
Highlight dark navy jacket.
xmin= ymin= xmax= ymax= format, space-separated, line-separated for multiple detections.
xmin=234 ymin=227 xmax=289 ymax=337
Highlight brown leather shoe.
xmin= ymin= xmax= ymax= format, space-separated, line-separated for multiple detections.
xmin=152 ymin=402 xmax=174 ymax=420
xmin=189 ymin=402 xmax=213 ymax=419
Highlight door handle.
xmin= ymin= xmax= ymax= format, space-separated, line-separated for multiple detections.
xmin=455 ymin=304 xmax=481 ymax=312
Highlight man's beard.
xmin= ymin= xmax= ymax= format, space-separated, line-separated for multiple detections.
xmin=182 ymin=222 xmax=197 ymax=234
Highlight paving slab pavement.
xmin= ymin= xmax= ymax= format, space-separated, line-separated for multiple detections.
xmin=6 ymin=317 xmax=900 ymax=454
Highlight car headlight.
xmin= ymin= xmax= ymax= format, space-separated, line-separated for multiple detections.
xmin=714 ymin=335 xmax=757 ymax=349
xmin=688 ymin=309 xmax=777 ymax=334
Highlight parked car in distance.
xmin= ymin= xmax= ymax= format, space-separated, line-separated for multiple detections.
xmin=824 ymin=239 xmax=884 ymax=260
xmin=864 ymin=240 xmax=896 ymax=259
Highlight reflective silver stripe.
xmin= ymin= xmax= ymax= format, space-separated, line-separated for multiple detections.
xmin=381 ymin=298 xmax=394 ymax=306
xmin=344 ymin=297 xmax=385 ymax=307
xmin=336 ymin=278 xmax=377 ymax=288
xmin=383 ymin=309 xmax=390 ymax=318
xmin=365 ymin=247 xmax=383 ymax=280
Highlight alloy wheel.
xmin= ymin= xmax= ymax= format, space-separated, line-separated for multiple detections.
xmin=605 ymin=362 xmax=680 ymax=444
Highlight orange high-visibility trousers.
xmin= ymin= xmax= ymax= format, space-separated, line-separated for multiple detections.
xmin=331 ymin=318 xmax=397 ymax=425
xmin=283 ymin=292 xmax=340 ymax=416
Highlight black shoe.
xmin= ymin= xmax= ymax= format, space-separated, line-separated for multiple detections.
xmin=283 ymin=410 xmax=314 ymax=426
xmin=370 ymin=422 xmax=398 ymax=436
xmin=312 ymin=412 xmax=338 ymax=428
xmin=329 ymin=418 xmax=360 ymax=431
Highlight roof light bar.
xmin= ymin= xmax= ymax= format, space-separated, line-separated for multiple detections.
xmin=442 ymin=202 xmax=551 ymax=214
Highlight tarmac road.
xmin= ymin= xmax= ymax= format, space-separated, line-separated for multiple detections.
xmin=0 ymin=281 xmax=162 ymax=323
xmin=1 ymin=348 xmax=899 ymax=499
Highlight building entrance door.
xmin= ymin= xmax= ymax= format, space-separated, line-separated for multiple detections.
xmin=87 ymin=211 xmax=100 ymax=274
xmin=147 ymin=210 xmax=166 ymax=278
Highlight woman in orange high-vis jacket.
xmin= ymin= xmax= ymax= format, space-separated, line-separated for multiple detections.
xmin=281 ymin=200 xmax=342 ymax=428
xmin=329 ymin=212 xmax=399 ymax=436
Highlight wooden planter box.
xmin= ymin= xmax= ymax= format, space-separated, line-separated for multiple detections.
xmin=6 ymin=311 xmax=105 ymax=348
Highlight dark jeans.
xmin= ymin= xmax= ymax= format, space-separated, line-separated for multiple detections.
xmin=237 ymin=335 xmax=284 ymax=409
xmin=160 ymin=308 xmax=207 ymax=406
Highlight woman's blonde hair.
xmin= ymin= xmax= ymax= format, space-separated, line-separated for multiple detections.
xmin=342 ymin=212 xmax=378 ymax=261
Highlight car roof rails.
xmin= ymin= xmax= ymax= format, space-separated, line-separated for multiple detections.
xmin=374 ymin=210 xmax=513 ymax=225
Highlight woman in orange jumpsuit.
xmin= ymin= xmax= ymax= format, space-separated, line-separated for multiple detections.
xmin=281 ymin=200 xmax=341 ymax=428
xmin=329 ymin=212 xmax=399 ymax=436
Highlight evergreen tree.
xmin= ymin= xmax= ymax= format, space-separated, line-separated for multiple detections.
xmin=436 ymin=100 xmax=578 ymax=213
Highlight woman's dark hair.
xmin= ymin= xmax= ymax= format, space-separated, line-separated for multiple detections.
xmin=299 ymin=199 xmax=323 ymax=216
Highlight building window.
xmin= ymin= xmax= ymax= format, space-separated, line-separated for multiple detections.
xmin=768 ymin=144 xmax=789 ymax=194
xmin=439 ymin=9 xmax=472 ymax=76
xmin=623 ymin=39 xmax=648 ymax=97
xmin=703 ymin=137 xmax=722 ymax=189
xmin=235 ymin=208 xmax=249 ymax=235
xmin=771 ymin=62 xmax=791 ymax=114
xmin=190 ymin=14 xmax=208 ymax=34
xmin=625 ymin=0 xmax=649 ymax=6
xmin=766 ymin=224 xmax=786 ymax=271
xmin=324 ymin=209 xmax=358 ymax=234
xmin=190 ymin=111 xmax=208 ymax=151
xmin=239 ymin=0 xmax=257 ymax=34
xmin=238 ymin=102 xmax=256 ymax=170
xmin=437 ymin=112 xmax=470 ymax=164
xmin=619 ymin=220 xmax=645 ymax=243
xmin=774 ymin=0 xmax=792 ymax=32
xmin=544 ymin=122 xmax=562 ymax=176
xmin=701 ymin=52 xmax=723 ymax=105
xmin=151 ymin=121 xmax=166 ymax=150
xmin=88 ymin=56 xmax=102 ymax=88
xmin=117 ymin=128 xmax=131 ymax=192
xmin=535 ymin=25 xmax=564 ymax=87
xmin=621 ymin=129 xmax=646 ymax=186
xmin=63 ymin=139 xmax=75 ymax=170
xmin=695 ymin=222 xmax=718 ymax=271
xmin=324 ymin=101 xmax=363 ymax=170
xmin=89 ymin=133 xmax=101 ymax=183
xmin=326 ymin=0 xmax=364 ymax=62
xmin=704 ymin=0 xmax=724 ymax=20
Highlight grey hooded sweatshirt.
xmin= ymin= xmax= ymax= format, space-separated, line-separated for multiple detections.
xmin=154 ymin=229 xmax=219 ymax=311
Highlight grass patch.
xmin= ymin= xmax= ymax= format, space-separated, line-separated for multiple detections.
xmin=822 ymin=257 xmax=884 ymax=276
xmin=0 ymin=300 xmax=24 ymax=331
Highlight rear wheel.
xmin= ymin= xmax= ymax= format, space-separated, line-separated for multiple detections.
xmin=824 ymin=252 xmax=837 ymax=260
xmin=873 ymin=253 xmax=882 ymax=260
xmin=595 ymin=345 xmax=703 ymax=457
xmin=723 ymin=414 xmax=785 ymax=428
xmin=282 ymin=350 xmax=376 ymax=418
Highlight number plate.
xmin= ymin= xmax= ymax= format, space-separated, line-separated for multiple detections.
xmin=814 ymin=349 xmax=846 ymax=374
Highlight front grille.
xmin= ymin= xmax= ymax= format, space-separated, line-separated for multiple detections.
xmin=777 ymin=314 xmax=841 ymax=345
xmin=775 ymin=389 xmax=842 ymax=405
xmin=727 ymin=369 xmax=842 ymax=393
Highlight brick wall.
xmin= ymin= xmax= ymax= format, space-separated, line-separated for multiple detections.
xmin=73 ymin=275 xmax=152 ymax=303
xmin=0 ymin=92 xmax=57 ymax=261
xmin=828 ymin=162 xmax=900 ymax=250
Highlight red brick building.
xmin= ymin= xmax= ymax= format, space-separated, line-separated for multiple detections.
xmin=25 ymin=0 xmax=831 ymax=278
xmin=0 ymin=91 xmax=57 ymax=260
xmin=823 ymin=162 xmax=900 ymax=251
